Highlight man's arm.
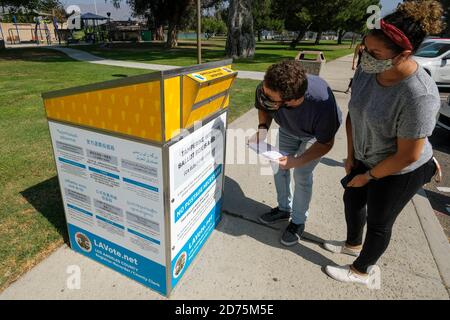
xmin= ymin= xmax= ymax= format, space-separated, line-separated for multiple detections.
xmin=258 ymin=109 xmax=273 ymax=129
xmin=278 ymin=139 xmax=334 ymax=169
xmin=295 ymin=139 xmax=334 ymax=166
xmin=249 ymin=109 xmax=273 ymax=144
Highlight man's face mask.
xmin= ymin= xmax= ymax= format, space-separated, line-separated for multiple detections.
xmin=360 ymin=50 xmax=395 ymax=74
xmin=255 ymin=83 xmax=296 ymax=112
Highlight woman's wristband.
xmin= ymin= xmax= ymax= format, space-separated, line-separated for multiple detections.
xmin=367 ymin=169 xmax=379 ymax=181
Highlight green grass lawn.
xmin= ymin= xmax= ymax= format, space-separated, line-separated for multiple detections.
xmin=76 ymin=39 xmax=354 ymax=72
xmin=0 ymin=47 xmax=259 ymax=291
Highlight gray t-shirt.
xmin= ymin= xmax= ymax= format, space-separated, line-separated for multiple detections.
xmin=348 ymin=65 xmax=440 ymax=174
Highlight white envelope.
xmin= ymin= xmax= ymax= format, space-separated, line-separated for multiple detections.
xmin=248 ymin=142 xmax=288 ymax=161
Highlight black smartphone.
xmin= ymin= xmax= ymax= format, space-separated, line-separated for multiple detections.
xmin=340 ymin=175 xmax=351 ymax=188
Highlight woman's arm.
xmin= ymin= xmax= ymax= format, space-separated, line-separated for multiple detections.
xmin=347 ymin=137 xmax=425 ymax=187
xmin=369 ymin=138 xmax=425 ymax=178
xmin=345 ymin=114 xmax=355 ymax=174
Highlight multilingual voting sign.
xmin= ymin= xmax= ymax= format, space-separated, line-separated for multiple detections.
xmin=42 ymin=60 xmax=237 ymax=296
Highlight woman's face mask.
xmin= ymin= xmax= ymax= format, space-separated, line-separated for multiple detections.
xmin=360 ymin=50 xmax=394 ymax=74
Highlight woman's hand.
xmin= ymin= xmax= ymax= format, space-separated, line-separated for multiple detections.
xmin=347 ymin=173 xmax=370 ymax=188
xmin=344 ymin=156 xmax=355 ymax=175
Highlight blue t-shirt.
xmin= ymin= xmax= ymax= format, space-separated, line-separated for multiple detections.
xmin=270 ymin=75 xmax=342 ymax=144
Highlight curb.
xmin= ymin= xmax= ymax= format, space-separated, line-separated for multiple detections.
xmin=412 ymin=188 xmax=450 ymax=297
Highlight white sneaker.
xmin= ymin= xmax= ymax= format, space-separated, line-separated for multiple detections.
xmin=323 ymin=240 xmax=361 ymax=257
xmin=325 ymin=265 xmax=369 ymax=285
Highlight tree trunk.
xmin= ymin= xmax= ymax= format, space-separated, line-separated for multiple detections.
xmin=257 ymin=30 xmax=261 ymax=42
xmin=314 ymin=31 xmax=322 ymax=45
xmin=290 ymin=30 xmax=306 ymax=49
xmin=337 ymin=29 xmax=345 ymax=45
xmin=166 ymin=22 xmax=178 ymax=48
xmin=153 ymin=25 xmax=164 ymax=41
xmin=225 ymin=0 xmax=255 ymax=59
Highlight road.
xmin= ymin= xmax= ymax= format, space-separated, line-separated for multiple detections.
xmin=424 ymin=88 xmax=450 ymax=242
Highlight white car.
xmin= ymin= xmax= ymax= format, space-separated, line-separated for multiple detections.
xmin=417 ymin=38 xmax=450 ymax=51
xmin=413 ymin=42 xmax=450 ymax=88
xmin=437 ymin=95 xmax=450 ymax=131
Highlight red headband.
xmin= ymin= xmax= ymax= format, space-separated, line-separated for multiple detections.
xmin=380 ymin=19 xmax=413 ymax=51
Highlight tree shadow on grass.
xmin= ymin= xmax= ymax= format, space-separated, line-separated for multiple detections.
xmin=0 ymin=47 xmax=74 ymax=63
xmin=20 ymin=176 xmax=70 ymax=244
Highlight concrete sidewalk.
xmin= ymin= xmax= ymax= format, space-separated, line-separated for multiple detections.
xmin=1 ymin=54 xmax=449 ymax=299
xmin=47 ymin=47 xmax=265 ymax=81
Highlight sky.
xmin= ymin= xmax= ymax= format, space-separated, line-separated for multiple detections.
xmin=60 ymin=0 xmax=403 ymax=23
xmin=60 ymin=0 xmax=133 ymax=21
xmin=381 ymin=0 xmax=402 ymax=15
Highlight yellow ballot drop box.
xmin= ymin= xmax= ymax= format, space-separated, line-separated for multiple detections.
xmin=42 ymin=60 xmax=237 ymax=296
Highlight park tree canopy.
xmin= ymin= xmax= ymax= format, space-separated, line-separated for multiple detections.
xmin=252 ymin=0 xmax=283 ymax=42
xmin=441 ymin=0 xmax=450 ymax=36
xmin=0 ymin=0 xmax=64 ymax=22
xmin=111 ymin=0 xmax=221 ymax=48
xmin=273 ymin=0 xmax=380 ymax=48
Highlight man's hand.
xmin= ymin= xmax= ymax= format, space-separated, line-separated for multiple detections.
xmin=277 ymin=155 xmax=298 ymax=170
xmin=347 ymin=173 xmax=370 ymax=188
xmin=248 ymin=128 xmax=268 ymax=145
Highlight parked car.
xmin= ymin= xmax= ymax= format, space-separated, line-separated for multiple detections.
xmin=417 ymin=38 xmax=450 ymax=51
xmin=413 ymin=41 xmax=450 ymax=87
xmin=437 ymin=95 xmax=450 ymax=132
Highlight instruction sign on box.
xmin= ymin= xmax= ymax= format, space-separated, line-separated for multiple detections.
xmin=42 ymin=60 xmax=237 ymax=296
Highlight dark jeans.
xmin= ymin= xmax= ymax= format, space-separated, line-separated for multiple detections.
xmin=343 ymin=158 xmax=437 ymax=273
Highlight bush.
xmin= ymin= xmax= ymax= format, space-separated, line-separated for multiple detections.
xmin=202 ymin=17 xmax=227 ymax=39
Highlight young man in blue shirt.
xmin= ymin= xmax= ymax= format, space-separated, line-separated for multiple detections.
xmin=252 ymin=59 xmax=341 ymax=246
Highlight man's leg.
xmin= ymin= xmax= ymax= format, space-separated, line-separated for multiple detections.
xmin=290 ymin=139 xmax=321 ymax=225
xmin=259 ymin=128 xmax=300 ymax=225
xmin=273 ymin=128 xmax=302 ymax=213
xmin=280 ymin=138 xmax=319 ymax=246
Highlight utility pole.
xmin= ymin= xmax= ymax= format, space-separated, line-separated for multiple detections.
xmin=197 ymin=0 xmax=201 ymax=64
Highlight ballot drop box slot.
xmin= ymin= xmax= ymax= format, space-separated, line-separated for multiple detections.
xmin=42 ymin=60 xmax=237 ymax=296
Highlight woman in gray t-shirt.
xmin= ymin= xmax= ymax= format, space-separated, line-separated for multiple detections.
xmin=323 ymin=0 xmax=443 ymax=285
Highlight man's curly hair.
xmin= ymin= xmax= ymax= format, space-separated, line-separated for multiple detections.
xmin=264 ymin=60 xmax=308 ymax=101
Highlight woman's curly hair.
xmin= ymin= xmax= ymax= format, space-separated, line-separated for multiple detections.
xmin=370 ymin=0 xmax=444 ymax=53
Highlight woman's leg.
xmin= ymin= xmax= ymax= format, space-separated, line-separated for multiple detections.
xmin=343 ymin=162 xmax=370 ymax=246
xmin=352 ymin=160 xmax=436 ymax=273
xmin=344 ymin=182 xmax=368 ymax=247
